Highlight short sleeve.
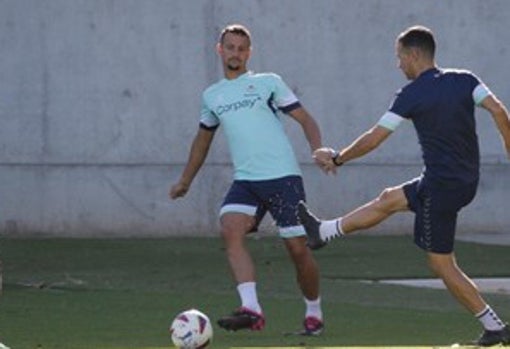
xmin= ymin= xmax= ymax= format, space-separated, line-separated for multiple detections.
xmin=472 ymin=82 xmax=493 ymax=106
xmin=199 ymin=94 xmax=220 ymax=130
xmin=270 ymin=74 xmax=299 ymax=109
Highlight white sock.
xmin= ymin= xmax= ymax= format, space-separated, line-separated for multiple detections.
xmin=304 ymin=296 xmax=323 ymax=321
xmin=319 ymin=217 xmax=344 ymax=241
xmin=476 ymin=305 xmax=505 ymax=331
xmin=237 ymin=282 xmax=262 ymax=314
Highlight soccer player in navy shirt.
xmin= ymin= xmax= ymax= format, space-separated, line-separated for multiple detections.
xmin=299 ymin=25 xmax=510 ymax=346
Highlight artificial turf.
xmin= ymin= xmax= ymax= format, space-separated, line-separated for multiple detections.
xmin=0 ymin=235 xmax=508 ymax=348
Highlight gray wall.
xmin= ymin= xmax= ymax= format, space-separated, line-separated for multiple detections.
xmin=1 ymin=0 xmax=509 ymax=237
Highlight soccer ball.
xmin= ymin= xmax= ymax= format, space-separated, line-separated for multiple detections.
xmin=169 ymin=309 xmax=213 ymax=349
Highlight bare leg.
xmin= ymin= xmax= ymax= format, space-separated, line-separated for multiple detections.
xmin=220 ymin=212 xmax=256 ymax=283
xmin=342 ymin=187 xmax=486 ymax=313
xmin=283 ymin=236 xmax=320 ymax=300
xmin=217 ymin=213 xmax=266 ymax=331
xmin=340 ymin=184 xmax=486 ymax=314
xmin=216 ymin=213 xmax=269 ymax=332
xmin=427 ymin=252 xmax=487 ymax=314
xmin=342 ymin=185 xmax=410 ymax=234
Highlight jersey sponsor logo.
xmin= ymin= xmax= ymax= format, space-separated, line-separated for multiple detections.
xmin=215 ymin=96 xmax=262 ymax=116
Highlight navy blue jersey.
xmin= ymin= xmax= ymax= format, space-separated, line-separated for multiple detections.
xmin=389 ymin=68 xmax=489 ymax=186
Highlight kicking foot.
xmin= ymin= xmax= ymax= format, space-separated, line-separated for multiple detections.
xmin=297 ymin=201 xmax=327 ymax=250
xmin=217 ymin=307 xmax=265 ymax=331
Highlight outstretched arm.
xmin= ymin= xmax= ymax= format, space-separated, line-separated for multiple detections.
xmin=313 ymin=124 xmax=393 ymax=168
xmin=169 ymin=127 xmax=215 ymax=199
xmin=314 ymin=109 xmax=401 ymax=168
xmin=336 ymin=125 xmax=393 ymax=163
xmin=481 ymin=94 xmax=510 ymax=158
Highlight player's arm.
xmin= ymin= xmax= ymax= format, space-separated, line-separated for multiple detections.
xmin=287 ymin=106 xmax=336 ymax=174
xmin=287 ymin=106 xmax=322 ymax=152
xmin=335 ymin=124 xmax=393 ymax=163
xmin=314 ymin=111 xmax=401 ymax=167
xmin=169 ymin=127 xmax=216 ymax=199
xmin=480 ymin=94 xmax=510 ymax=158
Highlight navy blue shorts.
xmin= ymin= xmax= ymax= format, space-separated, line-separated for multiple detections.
xmin=403 ymin=177 xmax=478 ymax=254
xmin=220 ymin=175 xmax=306 ymax=238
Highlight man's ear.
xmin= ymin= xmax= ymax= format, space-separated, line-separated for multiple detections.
xmin=410 ymin=47 xmax=421 ymax=61
xmin=216 ymin=42 xmax=222 ymax=55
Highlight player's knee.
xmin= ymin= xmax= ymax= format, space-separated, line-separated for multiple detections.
xmin=220 ymin=226 xmax=242 ymax=249
xmin=427 ymin=259 xmax=442 ymax=277
xmin=374 ymin=188 xmax=395 ymax=211
xmin=377 ymin=188 xmax=392 ymax=201
xmin=221 ymin=214 xmax=255 ymax=236
xmin=376 ymin=187 xmax=407 ymax=213
xmin=426 ymin=252 xmax=455 ymax=278
xmin=285 ymin=237 xmax=309 ymax=259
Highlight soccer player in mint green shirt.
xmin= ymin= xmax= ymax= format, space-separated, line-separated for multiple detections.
xmin=170 ymin=24 xmax=329 ymax=335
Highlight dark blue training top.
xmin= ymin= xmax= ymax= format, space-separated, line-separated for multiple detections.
xmin=389 ymin=67 xmax=487 ymax=186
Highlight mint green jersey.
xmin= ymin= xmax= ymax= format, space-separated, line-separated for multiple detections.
xmin=200 ymin=71 xmax=302 ymax=180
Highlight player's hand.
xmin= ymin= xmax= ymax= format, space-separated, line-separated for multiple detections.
xmin=313 ymin=147 xmax=337 ymax=175
xmin=169 ymin=182 xmax=190 ymax=199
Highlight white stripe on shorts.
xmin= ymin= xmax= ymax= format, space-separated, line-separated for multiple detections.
xmin=219 ymin=204 xmax=257 ymax=217
xmin=279 ymin=225 xmax=306 ymax=239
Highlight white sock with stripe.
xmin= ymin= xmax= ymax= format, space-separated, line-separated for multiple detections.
xmin=319 ymin=217 xmax=344 ymax=241
xmin=476 ymin=305 xmax=505 ymax=331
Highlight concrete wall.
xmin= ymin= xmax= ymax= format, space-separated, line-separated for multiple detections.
xmin=1 ymin=0 xmax=509 ymax=237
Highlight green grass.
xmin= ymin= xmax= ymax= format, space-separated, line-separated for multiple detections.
xmin=0 ymin=235 xmax=509 ymax=348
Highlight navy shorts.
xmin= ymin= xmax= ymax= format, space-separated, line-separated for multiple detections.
xmin=403 ymin=177 xmax=478 ymax=254
xmin=220 ymin=175 xmax=306 ymax=239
